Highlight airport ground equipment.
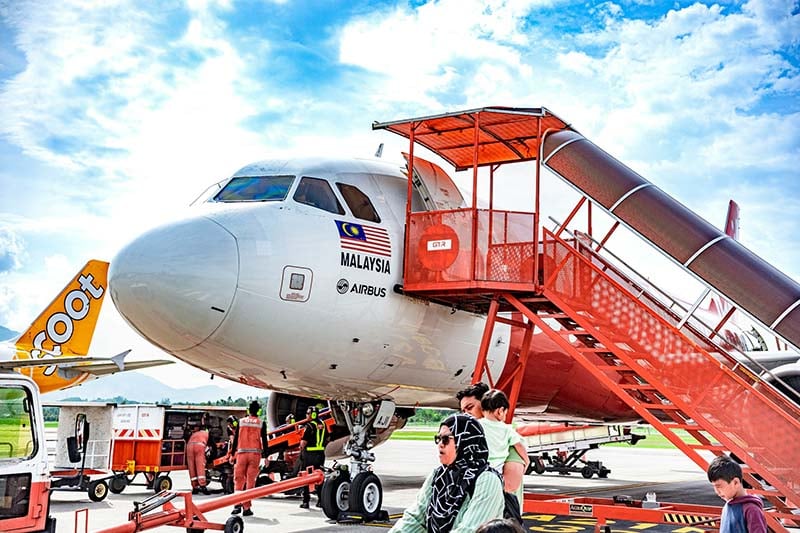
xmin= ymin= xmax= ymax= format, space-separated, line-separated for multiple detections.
xmin=0 ymin=371 xmax=56 ymax=533
xmin=49 ymin=413 xmax=115 ymax=502
xmin=108 ymin=405 xmax=245 ymax=495
xmin=375 ymin=106 xmax=800 ymax=533
xmin=200 ymin=408 xmax=336 ymax=494
xmin=259 ymin=407 xmax=335 ymax=478
xmin=94 ymin=468 xmax=324 ymax=533
xmin=522 ymin=493 xmax=722 ymax=533
xmin=520 ymin=423 xmax=645 ymax=478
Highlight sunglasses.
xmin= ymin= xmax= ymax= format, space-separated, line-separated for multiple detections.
xmin=434 ymin=434 xmax=454 ymax=445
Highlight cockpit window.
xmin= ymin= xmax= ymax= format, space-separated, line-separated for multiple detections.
xmin=293 ymin=177 xmax=345 ymax=215
xmin=213 ymin=175 xmax=295 ymax=202
xmin=336 ymin=183 xmax=381 ymax=223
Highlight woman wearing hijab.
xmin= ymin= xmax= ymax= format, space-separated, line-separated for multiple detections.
xmin=389 ymin=413 xmax=504 ymax=533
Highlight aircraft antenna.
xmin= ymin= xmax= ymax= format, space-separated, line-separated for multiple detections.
xmin=374 ymin=143 xmax=384 ymax=158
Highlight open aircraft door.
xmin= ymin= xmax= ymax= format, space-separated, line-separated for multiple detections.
xmin=403 ymin=153 xmax=466 ymax=211
xmin=403 ymin=153 xmax=471 ymax=275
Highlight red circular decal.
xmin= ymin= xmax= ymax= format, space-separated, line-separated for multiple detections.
xmin=418 ymin=224 xmax=460 ymax=271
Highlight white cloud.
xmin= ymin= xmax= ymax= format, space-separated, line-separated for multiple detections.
xmin=0 ymin=226 xmax=25 ymax=273
xmin=338 ymin=0 xmax=545 ymax=108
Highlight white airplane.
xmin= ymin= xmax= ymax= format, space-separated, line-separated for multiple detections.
xmin=0 ymin=259 xmax=172 ymax=393
xmin=108 ymin=149 xmax=799 ymax=518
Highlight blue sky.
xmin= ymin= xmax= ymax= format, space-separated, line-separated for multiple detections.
xmin=1 ymin=0 xmax=798 ymax=388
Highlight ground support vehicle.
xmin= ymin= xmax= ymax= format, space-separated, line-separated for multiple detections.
xmin=108 ymin=405 xmax=244 ymax=495
xmin=49 ymin=413 xmax=116 ymax=501
xmin=251 ymin=408 xmax=335 ymax=489
xmin=206 ymin=453 xmax=235 ymax=494
xmin=0 ymin=371 xmax=55 ymax=533
xmin=523 ymin=493 xmax=721 ymax=533
xmin=522 ymin=424 xmax=645 ymax=478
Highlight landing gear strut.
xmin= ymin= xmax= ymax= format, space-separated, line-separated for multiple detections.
xmin=320 ymin=400 xmax=394 ymax=522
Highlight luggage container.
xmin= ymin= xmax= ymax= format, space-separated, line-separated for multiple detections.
xmin=108 ymin=405 xmax=244 ymax=494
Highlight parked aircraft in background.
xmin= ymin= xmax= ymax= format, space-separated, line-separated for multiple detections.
xmin=108 ymin=152 xmax=799 ymax=518
xmin=0 ymin=259 xmax=172 ymax=393
xmin=676 ymin=200 xmax=800 ymax=397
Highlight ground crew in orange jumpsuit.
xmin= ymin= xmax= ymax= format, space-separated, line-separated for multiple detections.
xmin=230 ymin=401 xmax=268 ymax=517
xmin=187 ymin=415 xmax=210 ymax=495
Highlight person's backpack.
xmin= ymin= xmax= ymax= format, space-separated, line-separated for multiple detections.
xmin=503 ymin=491 xmax=523 ymax=525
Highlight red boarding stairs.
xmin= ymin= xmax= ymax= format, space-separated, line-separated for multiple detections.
xmin=474 ymin=228 xmax=800 ymax=533
xmin=374 ymin=106 xmax=800 ymax=532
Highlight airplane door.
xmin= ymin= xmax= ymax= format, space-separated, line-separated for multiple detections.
xmin=403 ymin=153 xmax=466 ymax=211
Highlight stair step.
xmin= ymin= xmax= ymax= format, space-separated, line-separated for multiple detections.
xmin=689 ymin=444 xmax=728 ymax=451
xmin=746 ymin=488 xmax=781 ymax=496
xmin=662 ymin=423 xmax=704 ymax=431
xmin=764 ymin=510 xmax=800 ymax=523
xmin=640 ymin=403 xmax=682 ymax=410
xmin=539 ymin=313 xmax=570 ymax=318
xmin=597 ymin=365 xmax=636 ymax=373
xmin=620 ymin=383 xmax=656 ymax=391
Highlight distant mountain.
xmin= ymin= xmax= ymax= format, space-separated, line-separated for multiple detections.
xmin=43 ymin=371 xmax=264 ymax=404
xmin=0 ymin=325 xmax=18 ymax=341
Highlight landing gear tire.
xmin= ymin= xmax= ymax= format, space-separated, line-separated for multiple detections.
xmin=109 ymin=474 xmax=127 ymax=494
xmin=224 ymin=516 xmax=244 ymax=533
xmin=581 ymin=466 xmax=594 ymax=479
xmin=153 ymin=474 xmax=172 ymax=493
xmin=349 ymin=472 xmax=382 ymax=521
xmin=88 ymin=479 xmax=109 ymax=502
xmin=321 ymin=473 xmax=351 ymax=520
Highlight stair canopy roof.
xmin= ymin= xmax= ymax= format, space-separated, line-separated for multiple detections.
xmin=373 ymin=106 xmax=573 ymax=171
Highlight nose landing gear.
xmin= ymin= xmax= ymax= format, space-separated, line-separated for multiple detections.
xmin=320 ymin=400 xmax=394 ymax=522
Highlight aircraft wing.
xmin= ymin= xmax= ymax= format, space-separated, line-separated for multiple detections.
xmin=57 ymin=358 xmax=174 ymax=376
xmin=736 ymin=350 xmax=800 ymax=371
xmin=0 ymin=350 xmax=174 ymax=375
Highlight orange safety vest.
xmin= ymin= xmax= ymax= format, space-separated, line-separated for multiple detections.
xmin=237 ymin=415 xmax=263 ymax=454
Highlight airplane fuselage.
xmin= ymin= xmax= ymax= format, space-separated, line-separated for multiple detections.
xmin=109 ymin=157 xmax=649 ymax=419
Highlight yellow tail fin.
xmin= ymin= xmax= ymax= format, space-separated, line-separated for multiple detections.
xmin=15 ymin=260 xmax=108 ymax=389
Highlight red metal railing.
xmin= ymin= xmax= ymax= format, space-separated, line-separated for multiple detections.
xmin=404 ymin=208 xmax=537 ymax=292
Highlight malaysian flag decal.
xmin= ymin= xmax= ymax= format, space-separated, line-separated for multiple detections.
xmin=335 ymin=220 xmax=391 ymax=257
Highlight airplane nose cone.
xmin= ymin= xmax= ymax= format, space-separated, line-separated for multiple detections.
xmin=109 ymin=217 xmax=238 ymax=352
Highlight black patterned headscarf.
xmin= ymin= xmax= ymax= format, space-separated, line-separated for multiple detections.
xmin=426 ymin=413 xmax=491 ymax=533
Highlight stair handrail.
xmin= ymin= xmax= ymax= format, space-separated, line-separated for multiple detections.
xmin=546 ymin=217 xmax=800 ymax=407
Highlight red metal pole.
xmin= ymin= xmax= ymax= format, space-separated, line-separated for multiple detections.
xmin=555 ymin=197 xmax=586 ymax=239
xmin=534 ymin=120 xmax=543 ymax=291
xmin=472 ymin=297 xmax=500 ymax=387
xmin=96 ymin=469 xmax=325 ymax=533
xmin=595 ymin=220 xmax=619 ymax=252
xmin=505 ymin=317 xmax=533 ymax=422
xmin=470 ymin=112 xmax=480 ymax=282
xmin=488 ymin=165 xmax=495 ymax=276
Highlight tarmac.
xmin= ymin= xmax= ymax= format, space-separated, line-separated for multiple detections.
xmin=50 ymin=440 xmax=727 ymax=533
